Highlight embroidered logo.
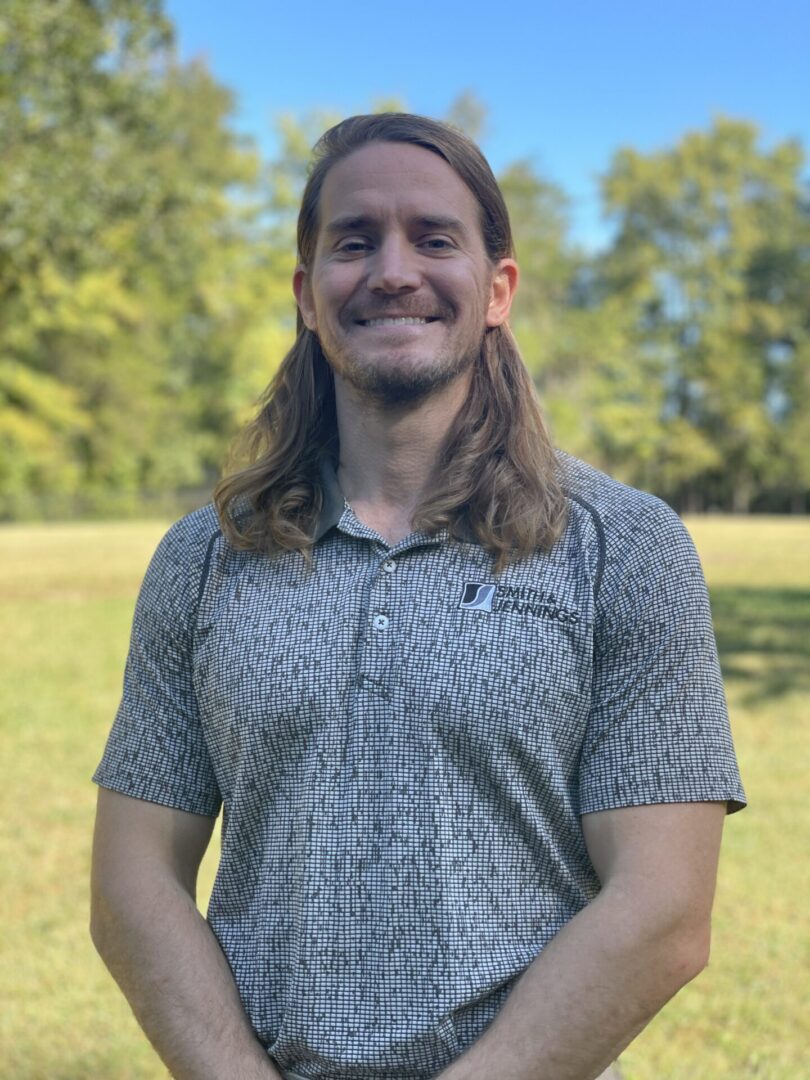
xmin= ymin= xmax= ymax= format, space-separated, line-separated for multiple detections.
xmin=459 ymin=581 xmax=581 ymax=624
xmin=459 ymin=582 xmax=497 ymax=612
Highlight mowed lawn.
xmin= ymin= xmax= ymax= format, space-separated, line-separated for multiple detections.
xmin=1 ymin=516 xmax=808 ymax=1079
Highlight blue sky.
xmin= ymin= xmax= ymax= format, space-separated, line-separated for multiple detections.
xmin=164 ymin=0 xmax=810 ymax=249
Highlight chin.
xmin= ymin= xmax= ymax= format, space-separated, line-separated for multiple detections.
xmin=350 ymin=360 xmax=469 ymax=404
xmin=341 ymin=346 xmax=474 ymax=397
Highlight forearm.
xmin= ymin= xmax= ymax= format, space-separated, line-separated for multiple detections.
xmin=436 ymin=884 xmax=709 ymax=1080
xmin=91 ymin=872 xmax=282 ymax=1080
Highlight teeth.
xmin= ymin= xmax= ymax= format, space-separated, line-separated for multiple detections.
xmin=364 ymin=317 xmax=430 ymax=327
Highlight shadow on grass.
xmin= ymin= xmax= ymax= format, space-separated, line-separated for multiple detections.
xmin=710 ymin=586 xmax=810 ymax=704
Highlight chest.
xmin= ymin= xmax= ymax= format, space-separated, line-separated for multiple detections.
xmin=192 ymin=539 xmax=596 ymax=797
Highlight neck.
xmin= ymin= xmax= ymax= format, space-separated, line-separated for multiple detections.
xmin=333 ymin=372 xmax=471 ymax=540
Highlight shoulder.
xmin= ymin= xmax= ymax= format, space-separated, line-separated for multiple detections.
xmin=559 ymin=450 xmax=680 ymax=535
xmin=556 ymin=451 xmax=703 ymax=599
xmin=135 ymin=503 xmax=223 ymax=625
xmin=558 ymin=450 xmax=694 ymax=553
xmin=146 ymin=503 xmax=223 ymax=581
xmin=155 ymin=502 xmax=222 ymax=561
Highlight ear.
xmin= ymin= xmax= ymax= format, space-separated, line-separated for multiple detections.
xmin=293 ymin=264 xmax=317 ymax=332
xmin=485 ymin=258 xmax=519 ymax=328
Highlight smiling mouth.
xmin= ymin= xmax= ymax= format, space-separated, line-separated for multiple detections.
xmin=357 ymin=316 xmax=440 ymax=327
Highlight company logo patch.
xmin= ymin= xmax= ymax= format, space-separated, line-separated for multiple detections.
xmin=459 ymin=581 xmax=582 ymax=624
xmin=459 ymin=582 xmax=497 ymax=612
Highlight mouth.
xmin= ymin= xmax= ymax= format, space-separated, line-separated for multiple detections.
xmin=356 ymin=316 xmax=441 ymax=327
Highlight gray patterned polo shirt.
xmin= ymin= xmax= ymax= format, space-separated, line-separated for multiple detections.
xmin=94 ymin=452 xmax=745 ymax=1080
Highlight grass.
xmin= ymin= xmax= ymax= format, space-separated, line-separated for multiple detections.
xmin=1 ymin=515 xmax=808 ymax=1079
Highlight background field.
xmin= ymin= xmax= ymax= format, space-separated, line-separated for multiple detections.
xmin=1 ymin=517 xmax=808 ymax=1079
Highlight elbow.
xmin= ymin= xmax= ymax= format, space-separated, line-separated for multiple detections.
xmin=606 ymin=884 xmax=714 ymax=994
xmin=89 ymin=863 xmax=134 ymax=961
xmin=661 ymin=919 xmax=712 ymax=991
xmin=89 ymin=885 xmax=115 ymax=958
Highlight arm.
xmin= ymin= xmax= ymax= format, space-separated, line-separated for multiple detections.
xmin=436 ymin=800 xmax=727 ymax=1080
xmin=90 ymin=788 xmax=282 ymax=1080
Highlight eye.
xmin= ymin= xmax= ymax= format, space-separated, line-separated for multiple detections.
xmin=335 ymin=239 xmax=372 ymax=255
xmin=420 ymin=237 xmax=454 ymax=252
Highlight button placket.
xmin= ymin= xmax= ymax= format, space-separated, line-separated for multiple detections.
xmin=368 ymin=554 xmax=396 ymax=634
xmin=355 ymin=549 xmax=397 ymax=700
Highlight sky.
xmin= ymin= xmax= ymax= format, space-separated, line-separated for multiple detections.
xmin=163 ymin=0 xmax=810 ymax=250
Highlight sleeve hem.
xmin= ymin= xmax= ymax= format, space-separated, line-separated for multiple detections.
xmin=92 ymin=772 xmax=221 ymax=818
xmin=579 ymin=792 xmax=747 ymax=816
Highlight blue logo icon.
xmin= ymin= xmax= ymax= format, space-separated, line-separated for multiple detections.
xmin=459 ymin=582 xmax=497 ymax=612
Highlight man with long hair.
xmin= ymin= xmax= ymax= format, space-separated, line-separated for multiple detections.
xmin=91 ymin=115 xmax=745 ymax=1080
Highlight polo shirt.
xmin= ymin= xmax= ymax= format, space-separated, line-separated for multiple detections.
xmin=94 ymin=451 xmax=746 ymax=1080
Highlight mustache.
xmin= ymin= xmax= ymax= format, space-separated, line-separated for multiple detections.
xmin=344 ymin=300 xmax=455 ymax=322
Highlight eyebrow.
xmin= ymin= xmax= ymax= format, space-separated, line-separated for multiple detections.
xmin=323 ymin=214 xmax=470 ymax=238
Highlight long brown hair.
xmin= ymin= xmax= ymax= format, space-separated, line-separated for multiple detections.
xmin=214 ymin=113 xmax=568 ymax=570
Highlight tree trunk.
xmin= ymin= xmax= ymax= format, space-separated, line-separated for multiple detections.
xmin=732 ymin=481 xmax=751 ymax=514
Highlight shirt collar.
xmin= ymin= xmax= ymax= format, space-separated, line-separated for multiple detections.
xmin=312 ymin=457 xmax=477 ymax=546
xmin=313 ymin=458 xmax=347 ymax=542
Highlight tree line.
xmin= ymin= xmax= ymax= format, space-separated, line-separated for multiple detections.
xmin=2 ymin=0 xmax=808 ymax=519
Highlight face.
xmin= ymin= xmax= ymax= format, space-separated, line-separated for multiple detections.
xmin=294 ymin=141 xmax=517 ymax=406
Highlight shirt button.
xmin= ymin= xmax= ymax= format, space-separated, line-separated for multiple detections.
xmin=382 ymin=559 xmax=396 ymax=574
xmin=372 ymin=614 xmax=389 ymax=631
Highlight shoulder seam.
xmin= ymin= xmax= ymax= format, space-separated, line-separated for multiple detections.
xmin=565 ymin=492 xmax=606 ymax=600
xmin=196 ymin=528 xmax=223 ymax=614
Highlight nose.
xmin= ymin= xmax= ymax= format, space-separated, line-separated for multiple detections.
xmin=366 ymin=235 xmax=421 ymax=293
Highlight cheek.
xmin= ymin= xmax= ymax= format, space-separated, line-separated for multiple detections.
xmin=453 ymin=276 xmax=492 ymax=323
xmin=312 ymin=274 xmax=353 ymax=325
xmin=297 ymin=279 xmax=321 ymax=333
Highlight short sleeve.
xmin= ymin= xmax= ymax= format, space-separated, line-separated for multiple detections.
xmin=579 ymin=501 xmax=746 ymax=816
xmin=93 ymin=516 xmax=222 ymax=816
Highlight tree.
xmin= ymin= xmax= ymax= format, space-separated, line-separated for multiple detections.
xmin=598 ymin=117 xmax=810 ymax=510
xmin=498 ymin=159 xmax=624 ymax=464
xmin=446 ymin=90 xmax=487 ymax=142
xmin=0 ymin=0 xmax=267 ymax=514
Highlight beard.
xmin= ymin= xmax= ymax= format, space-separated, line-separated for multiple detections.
xmin=318 ymin=303 xmax=485 ymax=407
xmin=334 ymin=340 xmax=480 ymax=406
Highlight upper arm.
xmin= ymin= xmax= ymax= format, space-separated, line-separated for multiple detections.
xmin=580 ymin=504 xmax=746 ymax=817
xmin=91 ymin=787 xmax=217 ymax=906
xmin=92 ymin=517 xmax=223 ymax=819
xmin=582 ymin=801 xmax=727 ymax=933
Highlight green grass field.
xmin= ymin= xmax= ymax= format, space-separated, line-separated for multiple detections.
xmin=1 ymin=516 xmax=808 ymax=1079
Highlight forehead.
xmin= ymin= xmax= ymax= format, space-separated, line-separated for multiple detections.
xmin=317 ymin=141 xmax=484 ymax=240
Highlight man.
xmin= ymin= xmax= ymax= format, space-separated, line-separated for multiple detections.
xmin=91 ymin=114 xmax=746 ymax=1080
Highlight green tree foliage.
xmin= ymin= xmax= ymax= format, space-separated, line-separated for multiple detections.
xmin=446 ymin=90 xmax=487 ymax=142
xmin=0 ymin=0 xmax=272 ymax=515
xmin=2 ymin=6 xmax=808 ymax=517
xmin=596 ymin=118 xmax=810 ymax=510
xmin=496 ymin=161 xmax=594 ymax=456
xmin=0 ymin=360 xmax=90 ymax=510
